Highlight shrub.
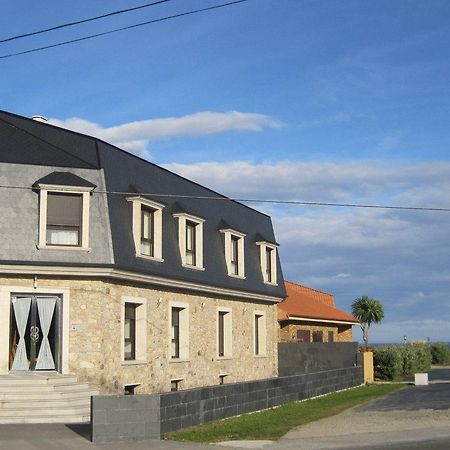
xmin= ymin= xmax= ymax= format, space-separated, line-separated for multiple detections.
xmin=374 ymin=344 xmax=432 ymax=380
xmin=374 ymin=346 xmax=402 ymax=380
xmin=413 ymin=344 xmax=432 ymax=372
xmin=430 ymin=343 xmax=450 ymax=365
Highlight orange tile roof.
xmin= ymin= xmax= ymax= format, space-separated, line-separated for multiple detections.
xmin=278 ymin=281 xmax=359 ymax=324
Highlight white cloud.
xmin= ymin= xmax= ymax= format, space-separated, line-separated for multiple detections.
xmin=49 ymin=111 xmax=282 ymax=159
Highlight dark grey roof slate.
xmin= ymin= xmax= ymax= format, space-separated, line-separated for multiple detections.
xmin=0 ymin=110 xmax=286 ymax=300
xmin=34 ymin=171 xmax=97 ymax=189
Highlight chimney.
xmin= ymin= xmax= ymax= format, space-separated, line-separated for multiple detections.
xmin=31 ymin=115 xmax=48 ymax=123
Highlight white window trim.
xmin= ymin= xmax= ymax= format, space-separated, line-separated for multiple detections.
xmin=220 ymin=229 xmax=246 ymax=279
xmin=37 ymin=184 xmax=93 ymax=251
xmin=121 ymin=296 xmax=148 ymax=364
xmin=256 ymin=241 xmax=278 ymax=285
xmin=173 ymin=213 xmax=205 ymax=270
xmin=216 ymin=306 xmax=233 ymax=359
xmin=253 ymin=310 xmax=267 ymax=357
xmin=127 ymin=196 xmax=165 ymax=262
xmin=168 ymin=301 xmax=189 ymax=361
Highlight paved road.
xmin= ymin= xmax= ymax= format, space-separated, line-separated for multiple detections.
xmin=1 ymin=367 xmax=450 ymax=450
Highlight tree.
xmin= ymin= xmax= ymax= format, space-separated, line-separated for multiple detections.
xmin=351 ymin=295 xmax=384 ymax=351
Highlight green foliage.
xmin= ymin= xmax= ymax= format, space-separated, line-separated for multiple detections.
xmin=430 ymin=343 xmax=450 ymax=365
xmin=374 ymin=346 xmax=402 ymax=380
xmin=351 ymin=295 xmax=384 ymax=350
xmin=374 ymin=344 xmax=432 ymax=380
xmin=166 ymin=384 xmax=405 ymax=443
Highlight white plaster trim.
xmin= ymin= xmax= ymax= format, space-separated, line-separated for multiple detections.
xmin=286 ymin=315 xmax=359 ymax=325
xmin=221 ymin=230 xmax=245 ymax=278
xmin=0 ymin=285 xmax=70 ymax=375
xmin=173 ymin=213 xmax=204 ymax=270
xmin=0 ymin=265 xmax=283 ymax=303
xmin=256 ymin=242 xmax=278 ymax=285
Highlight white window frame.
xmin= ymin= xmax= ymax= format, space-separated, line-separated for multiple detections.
xmin=216 ymin=307 xmax=233 ymax=359
xmin=121 ymin=296 xmax=147 ymax=364
xmin=253 ymin=310 xmax=267 ymax=357
xmin=37 ymin=184 xmax=93 ymax=251
xmin=169 ymin=301 xmax=189 ymax=361
xmin=127 ymin=196 xmax=165 ymax=262
xmin=256 ymin=241 xmax=278 ymax=285
xmin=220 ymin=228 xmax=246 ymax=278
xmin=172 ymin=213 xmax=205 ymax=270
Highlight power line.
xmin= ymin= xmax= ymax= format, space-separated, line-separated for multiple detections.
xmin=0 ymin=0 xmax=251 ymax=60
xmin=0 ymin=0 xmax=174 ymax=44
xmin=0 ymin=184 xmax=449 ymax=212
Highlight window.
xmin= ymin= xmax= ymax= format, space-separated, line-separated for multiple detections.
xmin=38 ymin=187 xmax=92 ymax=250
xmin=220 ymin=228 xmax=245 ymax=278
xmin=173 ymin=213 xmax=205 ymax=270
xmin=328 ymin=331 xmax=334 ymax=343
xmin=171 ymin=379 xmax=183 ymax=391
xmin=121 ymin=297 xmax=147 ymax=363
xmin=219 ymin=374 xmax=229 ymax=385
xmin=127 ymin=196 xmax=164 ymax=261
xmin=185 ymin=221 xmax=196 ymax=266
xmin=297 ymin=329 xmax=311 ymax=342
xmin=312 ymin=331 xmax=323 ymax=342
xmin=254 ymin=312 xmax=266 ymax=356
xmin=124 ymin=384 xmax=140 ymax=395
xmin=170 ymin=303 xmax=189 ymax=359
xmin=140 ymin=206 xmax=154 ymax=256
xmin=256 ymin=241 xmax=278 ymax=285
xmin=124 ymin=303 xmax=137 ymax=360
xmin=46 ymin=192 xmax=82 ymax=246
xmin=217 ymin=308 xmax=232 ymax=358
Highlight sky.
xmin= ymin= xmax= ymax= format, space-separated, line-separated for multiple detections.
xmin=1 ymin=0 xmax=450 ymax=343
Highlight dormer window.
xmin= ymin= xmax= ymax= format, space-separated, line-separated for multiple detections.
xmin=46 ymin=192 xmax=82 ymax=246
xmin=127 ymin=196 xmax=164 ymax=261
xmin=256 ymin=240 xmax=278 ymax=285
xmin=35 ymin=172 xmax=96 ymax=251
xmin=220 ymin=226 xmax=246 ymax=278
xmin=173 ymin=210 xmax=205 ymax=271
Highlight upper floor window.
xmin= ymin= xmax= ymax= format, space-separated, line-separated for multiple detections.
xmin=127 ymin=196 xmax=164 ymax=261
xmin=46 ymin=192 xmax=82 ymax=246
xmin=173 ymin=212 xmax=205 ymax=270
xmin=36 ymin=172 xmax=95 ymax=251
xmin=220 ymin=227 xmax=246 ymax=278
xmin=256 ymin=241 xmax=278 ymax=285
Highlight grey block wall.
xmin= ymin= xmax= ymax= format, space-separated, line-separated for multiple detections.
xmin=278 ymin=342 xmax=359 ymax=376
xmin=91 ymin=366 xmax=363 ymax=442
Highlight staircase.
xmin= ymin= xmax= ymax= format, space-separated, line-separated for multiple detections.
xmin=0 ymin=372 xmax=98 ymax=424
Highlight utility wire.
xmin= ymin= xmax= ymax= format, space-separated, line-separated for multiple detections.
xmin=0 ymin=0 xmax=174 ymax=44
xmin=0 ymin=0 xmax=251 ymax=60
xmin=0 ymin=184 xmax=449 ymax=212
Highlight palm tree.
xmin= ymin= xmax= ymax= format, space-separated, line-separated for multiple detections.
xmin=351 ymin=295 xmax=384 ymax=351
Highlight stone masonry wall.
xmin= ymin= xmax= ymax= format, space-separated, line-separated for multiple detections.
xmin=0 ymin=275 xmax=278 ymax=394
xmin=279 ymin=321 xmax=353 ymax=343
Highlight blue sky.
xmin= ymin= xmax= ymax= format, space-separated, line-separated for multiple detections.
xmin=1 ymin=0 xmax=450 ymax=342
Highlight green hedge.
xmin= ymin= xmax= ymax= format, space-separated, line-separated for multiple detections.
xmin=430 ymin=343 xmax=450 ymax=365
xmin=373 ymin=344 xmax=432 ymax=380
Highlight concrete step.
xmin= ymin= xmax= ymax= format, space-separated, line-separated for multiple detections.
xmin=0 ymin=375 xmax=78 ymax=385
xmin=0 ymin=382 xmax=93 ymax=393
xmin=0 ymin=397 xmax=91 ymax=409
xmin=0 ymin=406 xmax=90 ymax=417
xmin=0 ymin=390 xmax=97 ymax=401
xmin=0 ymin=415 xmax=90 ymax=424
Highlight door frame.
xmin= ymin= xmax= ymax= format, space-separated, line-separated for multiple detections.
xmin=0 ymin=285 xmax=70 ymax=374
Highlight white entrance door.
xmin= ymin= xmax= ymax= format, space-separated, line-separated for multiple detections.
xmin=9 ymin=295 xmax=61 ymax=371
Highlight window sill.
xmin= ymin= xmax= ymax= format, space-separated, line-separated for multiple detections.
xmin=37 ymin=244 xmax=91 ymax=252
xmin=253 ymin=354 xmax=267 ymax=358
xmin=182 ymin=264 xmax=205 ymax=271
xmin=121 ymin=360 xmax=148 ymax=366
xmin=215 ymin=356 xmax=233 ymax=361
xmin=263 ymin=281 xmax=278 ymax=286
xmin=169 ymin=358 xmax=190 ymax=364
xmin=228 ymin=274 xmax=246 ymax=280
xmin=136 ymin=253 xmax=164 ymax=263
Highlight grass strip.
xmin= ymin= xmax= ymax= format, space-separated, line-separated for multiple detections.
xmin=166 ymin=384 xmax=406 ymax=442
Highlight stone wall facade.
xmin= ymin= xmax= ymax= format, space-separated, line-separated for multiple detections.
xmin=279 ymin=321 xmax=353 ymax=343
xmin=0 ymin=275 xmax=278 ymax=394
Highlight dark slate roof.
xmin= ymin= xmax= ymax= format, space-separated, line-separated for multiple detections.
xmin=34 ymin=171 xmax=97 ymax=189
xmin=0 ymin=110 xmax=286 ymax=300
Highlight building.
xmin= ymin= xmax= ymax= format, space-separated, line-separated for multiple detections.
xmin=0 ymin=110 xmax=286 ymax=395
xmin=278 ymin=281 xmax=358 ymax=343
